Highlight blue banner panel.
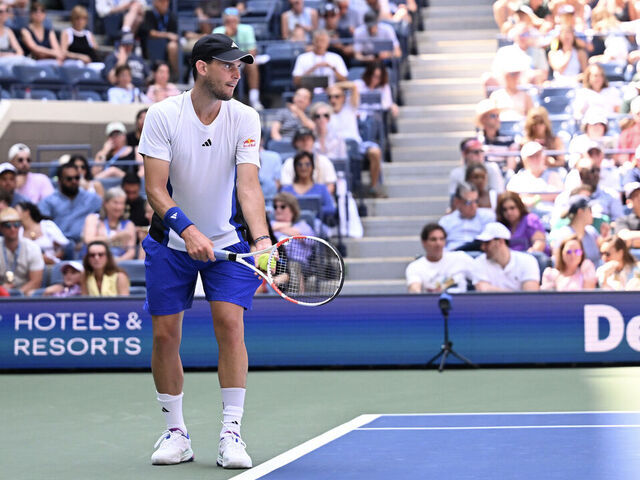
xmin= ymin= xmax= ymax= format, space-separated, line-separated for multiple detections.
xmin=1 ymin=292 xmax=640 ymax=370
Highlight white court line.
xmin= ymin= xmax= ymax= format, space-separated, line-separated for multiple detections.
xmin=380 ymin=411 xmax=640 ymax=416
xmin=229 ymin=414 xmax=380 ymax=480
xmin=357 ymin=424 xmax=640 ymax=431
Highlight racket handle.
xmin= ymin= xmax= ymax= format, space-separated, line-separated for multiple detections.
xmin=213 ymin=250 xmax=231 ymax=261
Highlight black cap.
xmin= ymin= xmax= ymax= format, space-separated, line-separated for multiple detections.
xmin=364 ymin=10 xmax=378 ymax=27
xmin=293 ymin=127 xmax=315 ymax=144
xmin=563 ymin=195 xmax=592 ymax=218
xmin=191 ymin=33 xmax=254 ymax=65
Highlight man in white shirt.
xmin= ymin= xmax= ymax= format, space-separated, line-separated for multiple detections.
xmin=473 ymin=222 xmax=540 ymax=292
xmin=406 ymin=223 xmax=474 ymax=293
xmin=292 ymin=29 xmax=348 ymax=88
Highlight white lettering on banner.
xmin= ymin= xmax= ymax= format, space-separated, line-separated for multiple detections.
xmin=584 ymin=304 xmax=640 ymax=353
xmin=13 ymin=337 xmax=142 ymax=356
xmin=14 ymin=312 xmax=123 ymax=331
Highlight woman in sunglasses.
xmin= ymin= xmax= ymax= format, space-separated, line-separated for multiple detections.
xmin=81 ymin=240 xmax=130 ymax=296
xmin=596 ymin=235 xmax=640 ymax=291
xmin=541 ymin=235 xmax=596 ymax=291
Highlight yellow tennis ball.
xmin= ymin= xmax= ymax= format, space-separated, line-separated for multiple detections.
xmin=258 ymin=253 xmax=275 ymax=271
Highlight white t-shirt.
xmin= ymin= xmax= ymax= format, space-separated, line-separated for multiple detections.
xmin=280 ymin=153 xmax=337 ymax=186
xmin=138 ymin=92 xmax=261 ymax=251
xmin=329 ymin=102 xmax=362 ymax=143
xmin=291 ymin=51 xmax=348 ymax=87
xmin=405 ymin=251 xmax=474 ymax=293
xmin=472 ymin=250 xmax=540 ymax=291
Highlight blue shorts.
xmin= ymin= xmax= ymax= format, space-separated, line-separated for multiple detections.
xmin=142 ymin=235 xmax=262 ymax=316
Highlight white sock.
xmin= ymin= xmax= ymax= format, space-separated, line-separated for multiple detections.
xmin=121 ymin=26 xmax=131 ymax=33
xmin=157 ymin=392 xmax=187 ymax=434
xmin=249 ymin=89 xmax=260 ymax=104
xmin=220 ymin=387 xmax=245 ymax=436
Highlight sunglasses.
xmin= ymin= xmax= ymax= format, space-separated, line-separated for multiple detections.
xmin=15 ymin=156 xmax=30 ymax=163
xmin=88 ymin=251 xmax=106 ymax=258
xmin=297 ymin=161 xmax=312 ymax=167
xmin=466 ymin=149 xmax=483 ymax=154
xmin=313 ymin=113 xmax=330 ymax=119
xmin=328 ymin=94 xmax=343 ymax=99
xmin=565 ymin=248 xmax=583 ymax=256
xmin=274 ymin=204 xmax=288 ymax=210
xmin=63 ymin=175 xmax=80 ymax=181
xmin=1 ymin=221 xmax=21 ymax=229
xmin=462 ymin=199 xmax=478 ymax=206
xmin=487 ymin=113 xmax=499 ymax=119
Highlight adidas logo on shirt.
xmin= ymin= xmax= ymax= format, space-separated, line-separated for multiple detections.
xmin=202 ymin=138 xmax=212 ymax=147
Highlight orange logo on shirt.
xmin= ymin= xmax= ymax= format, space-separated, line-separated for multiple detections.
xmin=243 ymin=138 xmax=257 ymax=148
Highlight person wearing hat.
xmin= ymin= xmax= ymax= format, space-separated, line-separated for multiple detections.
xmin=138 ymin=33 xmax=269 ymax=469
xmin=568 ymin=109 xmax=616 ymax=166
xmin=472 ymin=221 xmax=540 ymax=291
xmin=488 ymin=52 xmax=534 ymax=121
xmin=475 ymin=98 xmax=516 ymax=149
xmin=213 ymin=7 xmax=263 ymax=110
xmin=617 ymin=96 xmax=640 ymax=164
xmin=614 ymin=182 xmax=640 ymax=249
xmin=270 ymin=87 xmax=315 ymax=142
xmin=94 ymin=121 xmax=138 ymax=179
xmin=43 ymin=260 xmax=83 ymax=297
xmin=449 ymin=137 xmax=504 ymax=204
xmin=353 ymin=9 xmax=402 ymax=63
xmin=0 ymin=162 xmax=29 ymax=207
xmin=103 ymin=31 xmax=150 ymax=87
xmin=0 ymin=206 xmax=44 ymax=296
xmin=8 ymin=143 xmax=54 ymax=204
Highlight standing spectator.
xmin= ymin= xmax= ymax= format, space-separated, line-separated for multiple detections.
xmin=146 ymin=61 xmax=181 ymax=103
xmin=122 ymin=173 xmax=149 ymax=229
xmin=0 ymin=207 xmax=44 ymax=296
xmin=107 ymin=64 xmax=148 ymax=104
xmin=311 ymin=102 xmax=347 ymax=162
xmin=8 ymin=143 xmax=54 ymax=204
xmin=104 ymin=33 xmax=150 ymax=87
xmin=0 ymin=2 xmax=32 ymax=70
xmin=81 ymin=240 xmax=130 ymax=296
xmin=353 ymin=10 xmax=402 ymax=63
xmin=270 ymin=87 xmax=314 ymax=142
xmin=16 ymin=201 xmax=69 ymax=265
xmin=0 ymin=162 xmax=28 ymax=206
xmin=127 ymin=108 xmax=148 ymax=149
xmin=94 ymin=121 xmax=139 ymax=178
xmin=548 ymin=26 xmax=587 ymax=85
xmin=439 ymin=182 xmax=496 ymax=251
xmin=292 ymin=30 xmax=348 ymax=89
xmin=60 ymin=5 xmax=103 ymax=68
xmin=140 ymin=0 xmax=179 ymax=81
xmin=281 ymin=0 xmax=319 ymax=42
xmin=522 ymin=106 xmax=566 ymax=168
xmin=472 ymin=221 xmax=540 ymax=292
xmin=597 ymin=235 xmax=640 ymax=290
xmin=38 ymin=162 xmax=102 ymax=247
xmin=449 ymin=138 xmax=505 ymax=202
xmin=95 ymin=0 xmax=146 ymax=37
xmin=213 ymin=7 xmax=263 ymax=110
xmin=541 ymin=235 xmax=597 ymax=291
xmin=614 ymin=182 xmax=640 ymax=248
xmin=354 ymin=61 xmax=399 ymax=119
xmin=43 ymin=260 xmax=83 ymax=297
xmin=496 ymin=191 xmax=548 ymax=254
xmin=405 ymin=223 xmax=474 ymax=293
xmin=20 ymin=2 xmax=64 ymax=65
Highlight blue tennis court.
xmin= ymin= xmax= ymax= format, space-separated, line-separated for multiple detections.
xmin=232 ymin=412 xmax=640 ymax=480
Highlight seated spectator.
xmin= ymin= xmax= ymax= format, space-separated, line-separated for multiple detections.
xmin=64 ymin=154 xmax=104 ymax=198
xmin=550 ymin=195 xmax=603 ymax=267
xmin=121 ymin=173 xmax=148 ymax=229
xmin=281 ymin=126 xmax=337 ymax=195
xmin=327 ymin=82 xmax=385 ymax=197
xmin=16 ymin=201 xmax=69 ymax=265
xmin=597 ymin=235 xmax=640 ymax=290
xmin=82 ymin=186 xmax=136 ymax=263
xmin=139 ymin=0 xmax=179 ymax=80
xmin=107 ymin=64 xmax=148 ymax=104
xmin=336 ymin=0 xmax=363 ymax=37
xmin=94 ymin=122 xmax=139 ymax=179
xmin=475 ymin=98 xmax=515 ymax=147
xmin=541 ymin=235 xmax=597 ymax=291
xmin=354 ymin=61 xmax=399 ymax=119
xmin=311 ymin=102 xmax=347 ymax=162
xmin=617 ymin=97 xmax=640 ymax=165
xmin=622 ymin=145 xmax=640 ymax=186
xmin=572 ymin=64 xmax=622 ymax=119
xmin=496 ymin=191 xmax=548 ymax=254
xmin=365 ymin=0 xmax=414 ymax=24
xmin=449 ymin=138 xmax=504 ymax=203
xmin=439 ymin=182 xmax=495 ymax=251
xmin=353 ymin=10 xmax=402 ymax=63
xmin=38 ymin=162 xmax=102 ymax=248
xmin=614 ymin=182 xmax=640 ymax=248
xmin=522 ymin=106 xmax=565 ymax=168
xmin=0 ymin=3 xmax=32 ymax=70
xmin=281 ymin=151 xmax=337 ymax=221
xmin=20 ymin=2 xmax=64 ymax=65
xmin=281 ymin=0 xmax=319 ymax=42
xmin=506 ymin=141 xmax=564 ymax=210
xmin=8 ymin=143 xmax=53 ymax=204
xmin=405 ymin=223 xmax=474 ymax=293
xmin=60 ymin=5 xmax=103 ymax=69
xmin=270 ymin=191 xmax=315 ymax=240
xmin=492 ymin=22 xmax=548 ymax=85
xmin=568 ymin=110 xmax=617 ymax=167
xmin=104 ymin=33 xmax=150 ymax=87
xmin=127 ymin=108 xmax=147 ymax=149
xmin=81 ymin=240 xmax=130 ymax=296
xmin=0 ymin=162 xmax=28 ymax=206
xmin=292 ymin=29 xmax=348 ymax=90
xmin=270 ymin=88 xmax=314 ymax=142
xmin=146 ymin=61 xmax=180 ymax=104
xmin=213 ymin=7 xmax=262 ymax=110
xmin=547 ymin=26 xmax=587 ymax=85
xmin=194 ymin=1 xmax=246 ymax=37
xmin=489 ymin=59 xmax=534 ymax=121
xmin=43 ymin=260 xmax=83 ymax=297
xmin=95 ymin=0 xmax=145 ymax=38
xmin=321 ymin=3 xmax=354 ymax=62
xmin=259 ymin=147 xmax=282 ymax=199
xmin=472 ymin=221 xmax=540 ymax=291
xmin=465 ymin=163 xmax=495 ymax=209
xmin=0 ymin=206 xmax=44 ymax=296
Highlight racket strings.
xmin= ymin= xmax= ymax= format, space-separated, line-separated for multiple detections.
xmin=271 ymin=239 xmax=343 ymax=304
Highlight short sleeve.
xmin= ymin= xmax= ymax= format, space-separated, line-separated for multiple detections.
xmin=541 ymin=267 xmax=559 ymax=290
xmin=26 ymin=240 xmax=45 ymax=271
xmin=471 ymin=257 xmax=491 ymax=284
xmin=580 ymin=259 xmax=597 ymax=284
xmin=280 ymin=157 xmax=294 ymax=186
xmin=520 ymin=253 xmax=541 ymax=282
xmin=138 ymin=103 xmax=173 ymax=162
xmin=333 ymin=55 xmax=348 ymax=78
xmin=525 ymin=213 xmax=545 ymax=236
xmin=235 ymin=108 xmax=261 ymax=166
xmin=42 ymin=220 xmax=69 ymax=246
xmin=405 ymin=258 xmax=422 ymax=286
xmin=291 ymin=54 xmax=306 ymax=77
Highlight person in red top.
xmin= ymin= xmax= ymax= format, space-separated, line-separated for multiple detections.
xmin=618 ymin=97 xmax=640 ymax=165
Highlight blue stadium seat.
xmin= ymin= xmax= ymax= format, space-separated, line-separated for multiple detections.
xmin=297 ymin=194 xmax=323 ymax=219
xmin=60 ymin=66 xmax=108 ymax=86
xmin=599 ymin=61 xmax=626 ymax=82
xmin=267 ymin=138 xmax=294 ymax=153
xmin=98 ymin=177 xmax=123 ymax=191
xmin=49 ymin=262 xmax=64 ymax=286
xmin=13 ymin=88 xmax=58 ymax=100
xmin=348 ymin=66 xmax=366 ymax=81
xmin=262 ymin=41 xmax=305 ymax=92
xmin=312 ymin=92 xmax=329 ymax=103
xmin=13 ymin=64 xmax=64 ymax=85
xmin=129 ymin=286 xmax=147 ymax=296
xmin=0 ymin=64 xmax=15 ymax=88
xmin=360 ymin=91 xmax=382 ymax=107
xmin=118 ymin=260 xmax=146 ymax=287
xmin=540 ymin=95 xmax=573 ymax=115
xmin=145 ymin=37 xmax=168 ymax=63
xmin=75 ymin=90 xmax=103 ymax=102
xmin=500 ymin=120 xmax=523 ymax=137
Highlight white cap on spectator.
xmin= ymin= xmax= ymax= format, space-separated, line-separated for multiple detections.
xmin=520 ymin=141 xmax=543 ymax=159
xmin=0 ymin=162 xmax=17 ymax=175
xmin=583 ymin=140 xmax=603 ymax=154
xmin=105 ymin=121 xmax=127 ymax=136
xmin=60 ymin=260 xmax=84 ymax=273
xmin=558 ymin=4 xmax=575 ymax=14
xmin=631 ymin=97 xmax=640 ymax=115
xmin=58 ymin=153 xmax=71 ymax=165
xmin=475 ymin=98 xmax=500 ymax=125
xmin=581 ymin=109 xmax=607 ymax=127
xmin=624 ymin=182 xmax=640 ymax=198
xmin=500 ymin=53 xmax=529 ymax=74
xmin=476 ymin=222 xmax=511 ymax=242
xmin=8 ymin=143 xmax=30 ymax=162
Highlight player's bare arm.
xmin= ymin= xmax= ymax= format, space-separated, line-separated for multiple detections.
xmin=143 ymin=155 xmax=214 ymax=262
xmin=236 ymin=163 xmax=271 ymax=250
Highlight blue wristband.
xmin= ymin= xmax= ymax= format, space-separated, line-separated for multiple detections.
xmin=163 ymin=207 xmax=194 ymax=235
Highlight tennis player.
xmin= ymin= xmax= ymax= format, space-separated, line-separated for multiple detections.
xmin=138 ymin=33 xmax=271 ymax=469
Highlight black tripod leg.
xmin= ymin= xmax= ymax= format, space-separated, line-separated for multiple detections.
xmin=438 ymin=349 xmax=449 ymax=372
xmin=426 ymin=349 xmax=444 ymax=366
xmin=449 ymin=349 xmax=478 ymax=368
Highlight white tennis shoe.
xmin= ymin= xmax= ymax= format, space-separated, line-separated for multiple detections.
xmin=217 ymin=430 xmax=252 ymax=469
xmin=151 ymin=428 xmax=194 ymax=465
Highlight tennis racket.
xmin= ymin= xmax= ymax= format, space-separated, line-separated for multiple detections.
xmin=213 ymin=235 xmax=345 ymax=306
